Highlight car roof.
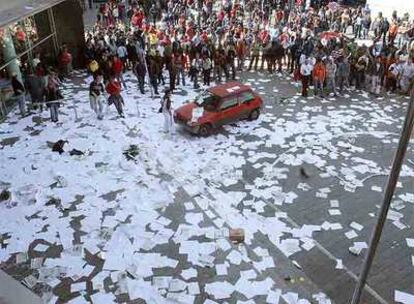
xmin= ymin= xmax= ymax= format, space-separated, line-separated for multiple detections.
xmin=207 ymin=82 xmax=251 ymax=98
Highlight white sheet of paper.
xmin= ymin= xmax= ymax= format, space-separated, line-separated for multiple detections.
xmin=350 ymin=222 xmax=364 ymax=231
xmin=328 ymin=209 xmax=341 ymax=216
xmin=345 ymin=230 xmax=358 ymax=239
xmin=181 ymin=268 xmax=197 ymax=281
xmin=395 ymin=290 xmax=414 ymax=304
xmin=34 ymin=243 xmax=49 ymax=252
xmin=71 ymin=282 xmax=86 ymax=292
xmin=406 ymin=238 xmax=414 ymax=248
xmin=335 ymin=259 xmax=343 ymax=269
xmin=216 ymin=264 xmax=228 ymax=276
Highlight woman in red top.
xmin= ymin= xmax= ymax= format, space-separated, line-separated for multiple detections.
xmin=58 ymin=47 xmax=73 ymax=78
xmin=111 ymin=55 xmax=126 ymax=88
xmin=105 ymin=75 xmax=124 ymax=117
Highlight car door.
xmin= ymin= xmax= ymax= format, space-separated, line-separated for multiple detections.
xmin=217 ymin=95 xmax=241 ymax=126
xmin=238 ymin=91 xmax=256 ymax=119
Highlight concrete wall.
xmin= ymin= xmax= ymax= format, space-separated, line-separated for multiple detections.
xmin=52 ymin=0 xmax=86 ymax=68
xmin=0 ymin=0 xmax=30 ymax=13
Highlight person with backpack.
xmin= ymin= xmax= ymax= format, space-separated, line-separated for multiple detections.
xmin=25 ymin=70 xmax=46 ymax=112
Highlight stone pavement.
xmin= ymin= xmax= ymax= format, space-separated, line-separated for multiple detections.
xmin=0 ymin=68 xmax=413 ymax=304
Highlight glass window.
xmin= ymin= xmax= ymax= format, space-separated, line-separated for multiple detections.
xmin=195 ymin=90 xmax=216 ymax=106
xmin=220 ymin=96 xmax=239 ymax=110
xmin=239 ymin=91 xmax=254 ymax=103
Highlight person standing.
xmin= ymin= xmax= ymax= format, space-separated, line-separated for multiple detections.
xmin=161 ymin=90 xmax=173 ymax=134
xmin=236 ymin=38 xmax=246 ymax=71
xmin=89 ymin=74 xmax=105 ymax=120
xmin=249 ymin=39 xmax=261 ymax=71
xmin=312 ymin=58 xmax=326 ymax=98
xmin=117 ymin=43 xmax=128 ymax=71
xmin=46 ymin=70 xmax=63 ymax=122
xmin=213 ymin=48 xmax=223 ymax=82
xmin=399 ymin=57 xmax=414 ymax=94
xmin=11 ymin=73 xmax=26 ymax=117
xmin=226 ymin=46 xmax=236 ymax=80
xmin=190 ymin=54 xmax=202 ymax=89
xmin=148 ymin=56 xmax=159 ymax=95
xmin=337 ymin=56 xmax=350 ymax=94
xmin=58 ymin=46 xmax=73 ymax=79
xmin=168 ymin=60 xmax=177 ymax=92
xmin=202 ymin=55 xmax=212 ymax=86
xmin=106 ymin=75 xmax=125 ymax=118
xmin=386 ymin=58 xmax=400 ymax=93
xmin=300 ymin=57 xmax=313 ymax=97
xmin=174 ymin=50 xmax=187 ymax=86
xmin=355 ymin=54 xmax=369 ymax=90
xmin=133 ymin=58 xmax=147 ymax=94
xmin=112 ymin=55 xmax=127 ymax=88
xmin=25 ymin=70 xmax=45 ymax=112
xmin=325 ymin=57 xmax=338 ymax=96
xmin=369 ymin=56 xmax=385 ymax=95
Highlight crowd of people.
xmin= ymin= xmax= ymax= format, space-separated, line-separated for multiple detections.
xmin=9 ymin=45 xmax=73 ymax=122
xmin=82 ymin=0 xmax=414 ymax=107
xmin=9 ymin=0 xmax=414 ymax=125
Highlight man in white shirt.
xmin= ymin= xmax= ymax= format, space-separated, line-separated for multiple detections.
xmin=300 ymin=57 xmax=314 ymax=97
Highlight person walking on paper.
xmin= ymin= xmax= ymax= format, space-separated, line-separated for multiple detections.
xmin=106 ymin=75 xmax=125 ymax=118
xmin=161 ymin=90 xmax=173 ymax=134
xmin=89 ymin=74 xmax=105 ymax=119
xmin=46 ymin=70 xmax=63 ymax=122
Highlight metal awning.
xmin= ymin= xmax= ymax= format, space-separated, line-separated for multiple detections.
xmin=0 ymin=0 xmax=66 ymax=28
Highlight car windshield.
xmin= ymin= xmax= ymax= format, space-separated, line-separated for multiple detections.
xmin=194 ymin=91 xmax=216 ymax=106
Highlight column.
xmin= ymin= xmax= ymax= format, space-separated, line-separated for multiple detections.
xmin=2 ymin=28 xmax=22 ymax=82
xmin=53 ymin=0 xmax=86 ymax=68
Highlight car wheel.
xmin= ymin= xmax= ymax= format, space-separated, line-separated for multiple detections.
xmin=198 ymin=124 xmax=212 ymax=137
xmin=248 ymin=108 xmax=260 ymax=120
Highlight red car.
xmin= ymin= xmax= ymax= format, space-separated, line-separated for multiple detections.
xmin=174 ymin=82 xmax=263 ymax=136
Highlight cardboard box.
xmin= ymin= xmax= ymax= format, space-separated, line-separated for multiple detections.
xmin=229 ymin=229 xmax=245 ymax=243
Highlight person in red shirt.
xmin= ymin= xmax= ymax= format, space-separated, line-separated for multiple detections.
xmin=105 ymin=75 xmax=124 ymax=117
xmin=111 ymin=55 xmax=126 ymax=88
xmin=312 ymin=58 xmax=326 ymax=98
xmin=173 ymin=50 xmax=187 ymax=86
xmin=236 ymin=39 xmax=246 ymax=71
xmin=58 ymin=46 xmax=73 ymax=78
